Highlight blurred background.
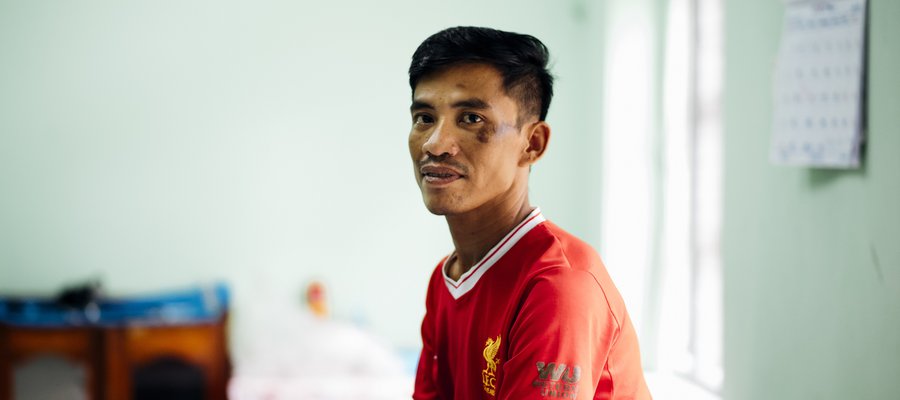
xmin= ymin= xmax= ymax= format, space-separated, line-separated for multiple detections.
xmin=0 ymin=0 xmax=897 ymax=399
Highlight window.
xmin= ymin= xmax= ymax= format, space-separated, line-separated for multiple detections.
xmin=599 ymin=0 xmax=723 ymax=396
xmin=658 ymin=0 xmax=724 ymax=393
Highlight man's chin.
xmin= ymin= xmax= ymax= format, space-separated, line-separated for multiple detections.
xmin=425 ymin=204 xmax=452 ymax=216
xmin=421 ymin=190 xmax=478 ymax=216
xmin=423 ymin=201 xmax=464 ymax=217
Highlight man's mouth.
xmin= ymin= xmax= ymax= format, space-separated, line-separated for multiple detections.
xmin=424 ymin=171 xmax=456 ymax=178
xmin=420 ymin=164 xmax=465 ymax=185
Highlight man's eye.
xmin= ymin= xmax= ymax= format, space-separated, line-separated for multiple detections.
xmin=460 ymin=113 xmax=483 ymax=124
xmin=414 ymin=114 xmax=434 ymax=124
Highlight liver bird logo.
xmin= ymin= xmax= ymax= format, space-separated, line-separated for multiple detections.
xmin=482 ymin=335 xmax=502 ymax=396
xmin=483 ymin=335 xmax=501 ymax=370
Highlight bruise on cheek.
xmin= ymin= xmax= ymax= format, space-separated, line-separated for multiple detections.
xmin=476 ymin=120 xmax=518 ymax=144
xmin=476 ymin=121 xmax=494 ymax=143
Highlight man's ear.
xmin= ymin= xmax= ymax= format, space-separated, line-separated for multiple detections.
xmin=521 ymin=121 xmax=551 ymax=167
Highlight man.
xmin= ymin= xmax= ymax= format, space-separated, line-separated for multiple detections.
xmin=408 ymin=27 xmax=651 ymax=400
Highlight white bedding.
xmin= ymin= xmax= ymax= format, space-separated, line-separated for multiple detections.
xmin=229 ymin=304 xmax=414 ymax=400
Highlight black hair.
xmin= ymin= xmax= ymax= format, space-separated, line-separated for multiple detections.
xmin=408 ymin=26 xmax=554 ymax=123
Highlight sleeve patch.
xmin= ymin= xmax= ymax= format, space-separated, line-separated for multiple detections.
xmin=531 ymin=361 xmax=581 ymax=398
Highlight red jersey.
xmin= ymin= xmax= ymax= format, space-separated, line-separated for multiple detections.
xmin=413 ymin=208 xmax=651 ymax=400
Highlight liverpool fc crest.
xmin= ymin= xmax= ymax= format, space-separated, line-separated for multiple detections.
xmin=482 ymin=335 xmax=501 ymax=395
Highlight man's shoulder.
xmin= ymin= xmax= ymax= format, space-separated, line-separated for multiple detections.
xmin=528 ymin=220 xmax=604 ymax=272
xmin=524 ymin=220 xmax=630 ymax=318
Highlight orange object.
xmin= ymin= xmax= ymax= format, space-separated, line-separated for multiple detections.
xmin=306 ymin=282 xmax=328 ymax=318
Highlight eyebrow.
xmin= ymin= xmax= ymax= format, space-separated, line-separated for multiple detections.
xmin=409 ymin=98 xmax=491 ymax=112
xmin=410 ymin=100 xmax=433 ymax=112
xmin=451 ymin=98 xmax=490 ymax=110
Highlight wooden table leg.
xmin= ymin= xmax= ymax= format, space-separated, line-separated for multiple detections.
xmin=0 ymin=325 xmax=11 ymax=400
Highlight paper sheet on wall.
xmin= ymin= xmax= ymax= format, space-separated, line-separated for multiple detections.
xmin=770 ymin=0 xmax=867 ymax=168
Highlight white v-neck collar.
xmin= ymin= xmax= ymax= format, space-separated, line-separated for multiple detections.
xmin=441 ymin=208 xmax=546 ymax=300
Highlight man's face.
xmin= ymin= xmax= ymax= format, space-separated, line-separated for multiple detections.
xmin=408 ymin=63 xmax=530 ymax=216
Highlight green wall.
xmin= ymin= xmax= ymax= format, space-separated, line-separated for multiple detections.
xmin=723 ymin=1 xmax=900 ymax=399
xmin=0 ymin=0 xmax=588 ymax=351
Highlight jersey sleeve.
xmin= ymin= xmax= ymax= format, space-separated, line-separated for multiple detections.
xmin=498 ymin=267 xmax=621 ymax=400
xmin=413 ymin=265 xmax=441 ymax=400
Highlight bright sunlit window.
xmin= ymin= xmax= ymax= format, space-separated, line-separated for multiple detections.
xmin=600 ymin=0 xmax=723 ymax=397
xmin=657 ymin=0 xmax=724 ymax=394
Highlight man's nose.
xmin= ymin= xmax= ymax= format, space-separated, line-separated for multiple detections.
xmin=422 ymin=120 xmax=459 ymax=158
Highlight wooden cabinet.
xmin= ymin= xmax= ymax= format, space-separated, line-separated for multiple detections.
xmin=0 ymin=325 xmax=103 ymax=400
xmin=1 ymin=284 xmax=230 ymax=400
xmin=103 ymin=319 xmax=230 ymax=400
xmin=0 ymin=316 xmax=229 ymax=400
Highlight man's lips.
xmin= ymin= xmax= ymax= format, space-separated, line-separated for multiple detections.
xmin=420 ymin=164 xmax=466 ymax=184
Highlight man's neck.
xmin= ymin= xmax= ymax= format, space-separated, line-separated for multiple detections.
xmin=444 ymin=194 xmax=533 ymax=281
